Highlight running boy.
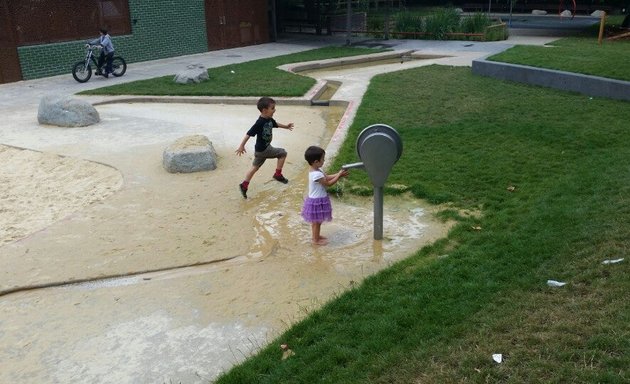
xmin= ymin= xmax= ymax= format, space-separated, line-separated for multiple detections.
xmin=235 ymin=97 xmax=294 ymax=199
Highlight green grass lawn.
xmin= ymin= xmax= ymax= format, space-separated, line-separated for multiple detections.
xmin=215 ymin=64 xmax=629 ymax=383
xmin=79 ymin=46 xmax=384 ymax=96
xmin=80 ymin=40 xmax=629 ymax=383
xmin=488 ymin=16 xmax=630 ymax=81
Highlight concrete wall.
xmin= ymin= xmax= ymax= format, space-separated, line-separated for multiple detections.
xmin=17 ymin=0 xmax=208 ymax=80
xmin=472 ymin=59 xmax=630 ymax=102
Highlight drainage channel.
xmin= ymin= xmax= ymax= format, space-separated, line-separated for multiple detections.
xmin=0 ymin=254 xmax=247 ymax=296
xmin=296 ymin=51 xmax=448 ymax=106
xmin=311 ymin=80 xmax=341 ymax=106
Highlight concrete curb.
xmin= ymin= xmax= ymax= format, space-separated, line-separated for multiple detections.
xmin=91 ymin=95 xmax=309 ymax=106
xmin=472 ymin=58 xmax=630 ymax=102
xmin=280 ymin=50 xmax=415 ymax=73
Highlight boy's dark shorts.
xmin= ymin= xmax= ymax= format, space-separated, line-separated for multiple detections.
xmin=253 ymin=145 xmax=287 ymax=167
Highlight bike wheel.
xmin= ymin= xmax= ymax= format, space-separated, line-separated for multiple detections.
xmin=111 ymin=57 xmax=127 ymax=77
xmin=72 ymin=61 xmax=92 ymax=83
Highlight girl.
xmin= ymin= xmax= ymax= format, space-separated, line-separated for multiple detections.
xmin=301 ymin=146 xmax=349 ymax=245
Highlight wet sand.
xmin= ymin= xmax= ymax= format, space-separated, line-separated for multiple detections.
xmin=0 ymin=101 xmax=450 ymax=383
xmin=0 ymin=33 xmax=561 ymax=384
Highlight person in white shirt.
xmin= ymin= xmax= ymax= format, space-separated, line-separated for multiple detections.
xmin=301 ymin=146 xmax=348 ymax=245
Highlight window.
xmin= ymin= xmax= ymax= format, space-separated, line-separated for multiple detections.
xmin=10 ymin=0 xmax=131 ymax=46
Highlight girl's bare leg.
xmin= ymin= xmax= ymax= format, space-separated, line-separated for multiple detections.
xmin=311 ymin=222 xmax=327 ymax=245
xmin=311 ymin=222 xmax=320 ymax=241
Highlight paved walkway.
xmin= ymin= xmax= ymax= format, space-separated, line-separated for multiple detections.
xmin=0 ymin=33 xmax=558 ymax=384
xmin=0 ymin=33 xmax=554 ymax=118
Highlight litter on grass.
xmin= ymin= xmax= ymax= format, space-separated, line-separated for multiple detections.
xmin=492 ymin=353 xmax=503 ymax=363
xmin=547 ymin=280 xmax=567 ymax=287
xmin=602 ymin=258 xmax=624 ymax=264
xmin=280 ymin=344 xmax=295 ymax=360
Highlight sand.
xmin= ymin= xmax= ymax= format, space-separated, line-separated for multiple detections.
xmin=0 ymin=144 xmax=123 ymax=245
xmin=0 ymin=101 xmax=451 ymax=383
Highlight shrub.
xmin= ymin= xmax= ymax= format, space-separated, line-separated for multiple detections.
xmin=394 ymin=12 xmax=424 ymax=38
xmin=367 ymin=14 xmax=385 ymax=38
xmin=461 ymin=12 xmax=491 ymax=33
xmin=484 ymin=23 xmax=509 ymax=41
xmin=424 ymin=8 xmax=460 ymax=39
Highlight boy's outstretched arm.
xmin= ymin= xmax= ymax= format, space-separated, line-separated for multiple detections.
xmin=277 ymin=122 xmax=294 ymax=130
xmin=235 ymin=135 xmax=251 ymax=156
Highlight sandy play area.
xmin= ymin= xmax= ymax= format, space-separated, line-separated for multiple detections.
xmin=0 ymin=100 xmax=450 ymax=383
xmin=0 ymin=145 xmax=123 ymax=246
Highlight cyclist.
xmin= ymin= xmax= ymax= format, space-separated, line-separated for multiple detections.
xmin=89 ymin=28 xmax=115 ymax=78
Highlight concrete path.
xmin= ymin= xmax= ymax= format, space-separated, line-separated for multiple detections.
xmin=0 ymin=33 xmax=558 ymax=383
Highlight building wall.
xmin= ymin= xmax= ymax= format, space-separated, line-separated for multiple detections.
xmin=17 ymin=0 xmax=208 ymax=80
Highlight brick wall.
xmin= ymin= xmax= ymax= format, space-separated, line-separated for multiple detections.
xmin=17 ymin=0 xmax=208 ymax=80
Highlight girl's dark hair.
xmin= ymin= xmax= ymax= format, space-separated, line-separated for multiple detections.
xmin=99 ymin=28 xmax=108 ymax=35
xmin=304 ymin=146 xmax=325 ymax=165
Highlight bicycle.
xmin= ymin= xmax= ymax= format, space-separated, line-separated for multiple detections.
xmin=72 ymin=44 xmax=127 ymax=83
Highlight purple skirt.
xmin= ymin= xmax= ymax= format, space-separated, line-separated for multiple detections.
xmin=302 ymin=196 xmax=333 ymax=223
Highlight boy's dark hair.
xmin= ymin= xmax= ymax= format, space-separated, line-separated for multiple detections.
xmin=257 ymin=97 xmax=275 ymax=111
xmin=99 ymin=28 xmax=108 ymax=35
xmin=304 ymin=146 xmax=325 ymax=165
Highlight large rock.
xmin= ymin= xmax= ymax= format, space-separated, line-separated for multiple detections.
xmin=531 ymin=9 xmax=548 ymax=15
xmin=37 ymin=95 xmax=99 ymax=127
xmin=591 ymin=10 xmax=606 ymax=17
xmin=173 ymin=64 xmax=209 ymax=84
xmin=163 ymin=135 xmax=217 ymax=173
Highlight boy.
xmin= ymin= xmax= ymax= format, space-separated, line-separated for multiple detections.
xmin=89 ymin=28 xmax=115 ymax=78
xmin=235 ymin=97 xmax=294 ymax=199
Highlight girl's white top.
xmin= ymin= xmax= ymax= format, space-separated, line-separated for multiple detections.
xmin=308 ymin=169 xmax=327 ymax=198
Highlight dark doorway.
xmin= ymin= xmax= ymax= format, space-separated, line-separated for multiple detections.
xmin=0 ymin=0 xmax=22 ymax=83
xmin=204 ymin=0 xmax=269 ymax=50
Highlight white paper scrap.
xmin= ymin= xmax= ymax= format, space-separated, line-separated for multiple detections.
xmin=602 ymin=258 xmax=624 ymax=265
xmin=547 ymin=280 xmax=567 ymax=287
xmin=492 ymin=353 xmax=503 ymax=363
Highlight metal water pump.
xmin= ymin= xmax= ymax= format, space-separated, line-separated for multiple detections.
xmin=342 ymin=124 xmax=403 ymax=240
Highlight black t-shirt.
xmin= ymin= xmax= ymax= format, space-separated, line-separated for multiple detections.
xmin=247 ymin=116 xmax=278 ymax=152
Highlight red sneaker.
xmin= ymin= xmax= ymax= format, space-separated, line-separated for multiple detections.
xmin=273 ymin=174 xmax=289 ymax=184
xmin=239 ymin=183 xmax=248 ymax=199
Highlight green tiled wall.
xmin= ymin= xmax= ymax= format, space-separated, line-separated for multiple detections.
xmin=17 ymin=0 xmax=208 ymax=80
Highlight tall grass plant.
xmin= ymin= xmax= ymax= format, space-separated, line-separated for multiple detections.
xmin=424 ymin=7 xmax=461 ymax=39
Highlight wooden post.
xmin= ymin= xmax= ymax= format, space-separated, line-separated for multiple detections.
xmin=598 ymin=11 xmax=606 ymax=45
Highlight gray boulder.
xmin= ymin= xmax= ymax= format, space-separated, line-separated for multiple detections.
xmin=173 ymin=64 xmax=209 ymax=84
xmin=531 ymin=9 xmax=548 ymax=15
xmin=37 ymin=95 xmax=99 ymax=127
xmin=163 ymin=135 xmax=217 ymax=173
